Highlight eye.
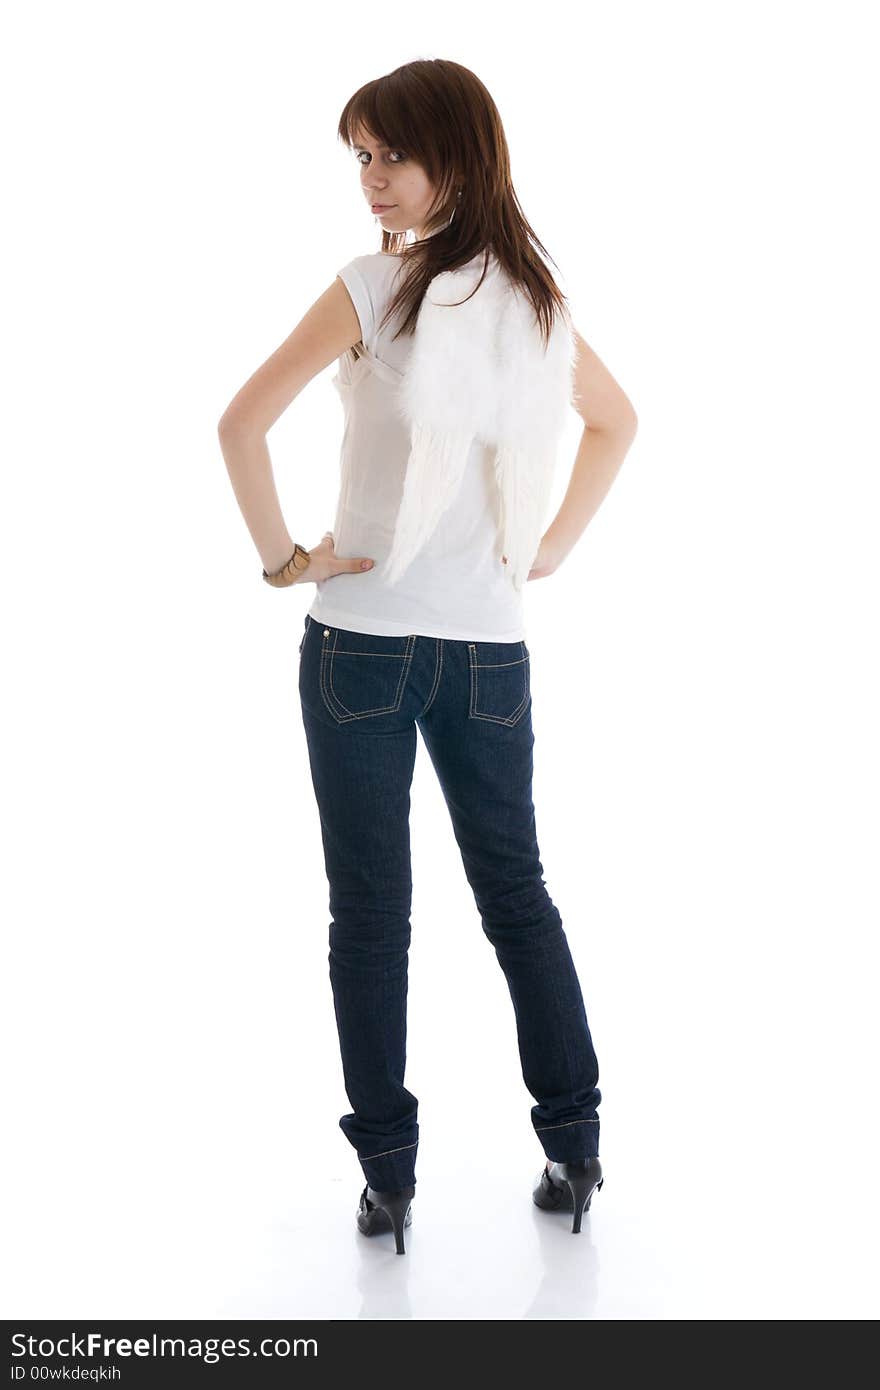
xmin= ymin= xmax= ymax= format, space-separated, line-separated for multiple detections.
xmin=355 ymin=150 xmax=406 ymax=164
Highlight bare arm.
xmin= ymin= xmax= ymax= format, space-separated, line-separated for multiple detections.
xmin=217 ymin=277 xmax=375 ymax=579
xmin=532 ymin=327 xmax=638 ymax=577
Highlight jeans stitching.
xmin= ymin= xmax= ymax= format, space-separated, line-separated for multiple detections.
xmin=360 ymin=1141 xmax=419 ymax=1160
xmin=467 ymin=643 xmax=530 ymax=726
xmin=420 ymin=638 xmax=443 ymax=717
xmin=320 ymin=631 xmax=416 ymax=721
xmin=533 ymin=1119 xmax=599 ymax=1131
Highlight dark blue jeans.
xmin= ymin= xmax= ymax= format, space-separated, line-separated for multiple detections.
xmin=297 ymin=614 xmax=601 ymax=1193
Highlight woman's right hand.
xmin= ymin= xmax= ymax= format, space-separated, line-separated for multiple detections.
xmin=291 ymin=532 xmax=375 ymax=584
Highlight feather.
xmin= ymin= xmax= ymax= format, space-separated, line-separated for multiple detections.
xmin=384 ymin=252 xmax=576 ymax=589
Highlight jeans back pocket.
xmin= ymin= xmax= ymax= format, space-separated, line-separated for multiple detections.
xmin=319 ymin=626 xmax=416 ymax=722
xmin=467 ymin=641 xmax=530 ymax=726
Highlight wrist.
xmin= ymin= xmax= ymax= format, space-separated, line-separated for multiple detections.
xmin=540 ymin=532 xmax=568 ymax=572
xmin=262 ymin=542 xmax=311 ymax=588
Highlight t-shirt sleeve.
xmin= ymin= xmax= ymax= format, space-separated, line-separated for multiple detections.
xmin=336 ymin=257 xmax=377 ymax=354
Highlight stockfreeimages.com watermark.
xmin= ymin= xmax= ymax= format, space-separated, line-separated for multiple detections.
xmin=10 ymin=1331 xmax=318 ymax=1369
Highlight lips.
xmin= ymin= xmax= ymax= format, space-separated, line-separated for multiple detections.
xmin=370 ymin=203 xmax=395 ymax=211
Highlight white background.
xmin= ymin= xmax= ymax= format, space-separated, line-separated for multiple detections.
xmin=3 ymin=0 xmax=878 ymax=1320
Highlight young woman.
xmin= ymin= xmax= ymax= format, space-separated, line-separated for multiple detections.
xmin=219 ymin=59 xmax=638 ymax=1254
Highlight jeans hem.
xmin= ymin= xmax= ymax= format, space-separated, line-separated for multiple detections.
xmin=357 ymin=1140 xmax=419 ymax=1192
xmin=533 ymin=1118 xmax=600 ymax=1163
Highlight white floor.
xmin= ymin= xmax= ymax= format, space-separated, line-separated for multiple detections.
xmin=6 ymin=1117 xmax=877 ymax=1320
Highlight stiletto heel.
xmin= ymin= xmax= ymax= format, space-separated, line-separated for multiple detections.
xmin=356 ymin=1183 xmax=416 ymax=1254
xmin=567 ymin=1163 xmax=594 ymax=1233
xmin=532 ymin=1157 xmax=603 ymax=1233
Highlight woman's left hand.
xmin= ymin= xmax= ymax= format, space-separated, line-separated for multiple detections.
xmin=502 ymin=537 xmax=562 ymax=581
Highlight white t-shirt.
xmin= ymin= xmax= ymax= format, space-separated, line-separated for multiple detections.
xmin=306 ymin=252 xmax=527 ymax=641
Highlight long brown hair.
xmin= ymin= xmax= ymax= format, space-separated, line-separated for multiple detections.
xmin=337 ymin=59 xmax=571 ymax=352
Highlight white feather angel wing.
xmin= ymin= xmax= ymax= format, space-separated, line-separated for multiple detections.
xmin=384 ymin=254 xmax=576 ymax=590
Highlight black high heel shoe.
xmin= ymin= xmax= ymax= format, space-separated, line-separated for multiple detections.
xmin=533 ymin=1157 xmax=604 ymax=1233
xmin=356 ymin=1182 xmax=415 ymax=1254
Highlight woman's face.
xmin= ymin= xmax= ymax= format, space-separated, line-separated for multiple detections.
xmin=351 ymin=126 xmax=440 ymax=240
